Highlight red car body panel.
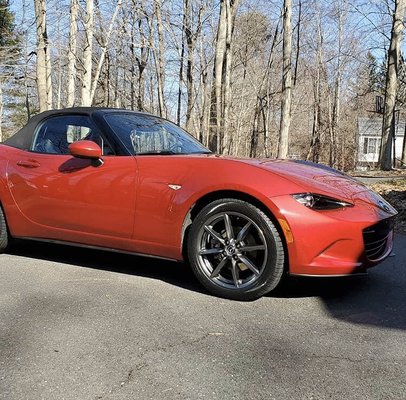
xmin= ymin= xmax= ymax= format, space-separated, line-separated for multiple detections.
xmin=3 ymin=148 xmax=137 ymax=243
xmin=0 ymin=110 xmax=397 ymax=277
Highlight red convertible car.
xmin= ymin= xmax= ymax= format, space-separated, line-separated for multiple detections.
xmin=0 ymin=108 xmax=397 ymax=300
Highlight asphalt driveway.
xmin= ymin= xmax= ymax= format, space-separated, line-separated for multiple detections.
xmin=0 ymin=236 xmax=405 ymax=400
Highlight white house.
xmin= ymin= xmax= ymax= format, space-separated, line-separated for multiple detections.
xmin=357 ymin=117 xmax=404 ymax=166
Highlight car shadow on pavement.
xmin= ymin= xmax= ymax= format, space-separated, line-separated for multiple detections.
xmin=269 ymin=233 xmax=406 ymax=331
xmin=7 ymin=240 xmax=206 ymax=295
xmin=271 ymin=269 xmax=406 ymax=331
xmin=8 ymin=238 xmax=406 ymax=331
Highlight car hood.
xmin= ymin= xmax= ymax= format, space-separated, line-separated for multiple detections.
xmin=217 ymin=156 xmax=369 ymax=201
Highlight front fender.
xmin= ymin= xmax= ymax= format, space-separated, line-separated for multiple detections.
xmin=132 ymin=156 xmax=303 ymax=260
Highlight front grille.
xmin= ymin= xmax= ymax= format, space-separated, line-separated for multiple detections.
xmin=363 ymin=218 xmax=394 ymax=261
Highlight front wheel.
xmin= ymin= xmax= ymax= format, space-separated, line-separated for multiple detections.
xmin=187 ymin=199 xmax=285 ymax=300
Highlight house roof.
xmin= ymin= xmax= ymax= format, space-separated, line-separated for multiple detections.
xmin=358 ymin=117 xmax=404 ymax=138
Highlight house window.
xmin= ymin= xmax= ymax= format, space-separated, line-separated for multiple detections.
xmin=363 ymin=137 xmax=380 ymax=154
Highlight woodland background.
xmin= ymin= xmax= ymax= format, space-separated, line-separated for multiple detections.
xmin=1 ymin=0 xmax=406 ymax=171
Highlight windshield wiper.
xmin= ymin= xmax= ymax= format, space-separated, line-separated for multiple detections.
xmin=136 ymin=150 xmax=212 ymax=156
xmin=136 ymin=150 xmax=178 ymax=155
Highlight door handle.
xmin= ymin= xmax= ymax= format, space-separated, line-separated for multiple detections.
xmin=16 ymin=160 xmax=41 ymax=169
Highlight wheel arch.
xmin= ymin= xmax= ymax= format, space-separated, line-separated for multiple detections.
xmin=0 ymin=195 xmax=14 ymax=237
xmin=181 ymin=189 xmax=289 ymax=268
xmin=0 ymin=178 xmax=10 ymax=216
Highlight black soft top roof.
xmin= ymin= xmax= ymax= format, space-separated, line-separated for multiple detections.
xmin=24 ymin=106 xmax=150 ymax=120
xmin=4 ymin=107 xmax=151 ymax=151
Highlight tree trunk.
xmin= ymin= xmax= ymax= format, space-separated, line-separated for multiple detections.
xmin=22 ymin=0 xmax=31 ymax=121
xmin=198 ymin=33 xmax=209 ymax=145
xmin=184 ymin=0 xmax=194 ymax=132
xmin=176 ymin=42 xmax=185 ymax=125
xmin=250 ymin=103 xmax=260 ymax=158
xmin=278 ymin=0 xmax=292 ymax=159
xmin=130 ymin=40 xmax=136 ymax=110
xmin=176 ymin=2 xmax=187 ymax=125
xmin=401 ymin=120 xmax=406 ymax=165
xmin=34 ymin=0 xmax=52 ymax=112
xmin=379 ymin=0 xmax=406 ymax=170
xmin=307 ymin=75 xmax=320 ymax=162
xmin=222 ymin=0 xmax=238 ymax=153
xmin=331 ymin=2 xmax=343 ymax=168
xmin=46 ymin=31 xmax=52 ymax=108
xmin=136 ymin=0 xmax=150 ymax=112
xmin=81 ymin=0 xmax=94 ymax=106
xmin=154 ymin=0 xmax=166 ymax=117
xmin=104 ymin=53 xmax=111 ymax=106
xmin=293 ymin=0 xmax=301 ymax=86
xmin=209 ymin=0 xmax=227 ymax=152
xmin=263 ymin=22 xmax=280 ymax=157
xmin=307 ymin=10 xmax=323 ymax=163
xmin=129 ymin=8 xmax=136 ymax=110
xmin=67 ymin=0 xmax=78 ymax=107
xmin=209 ymin=0 xmax=239 ymax=153
xmin=56 ymin=45 xmax=62 ymax=109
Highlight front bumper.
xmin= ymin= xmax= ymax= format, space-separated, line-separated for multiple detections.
xmin=268 ymin=194 xmax=396 ymax=276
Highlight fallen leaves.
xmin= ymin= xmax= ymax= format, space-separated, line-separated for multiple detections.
xmin=369 ymin=179 xmax=406 ymax=234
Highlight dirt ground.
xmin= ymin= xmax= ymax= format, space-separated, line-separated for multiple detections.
xmin=352 ymin=170 xmax=406 ymax=178
xmin=368 ymin=179 xmax=406 ymax=234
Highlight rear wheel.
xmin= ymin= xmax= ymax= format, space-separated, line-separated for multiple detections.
xmin=187 ymin=199 xmax=285 ymax=300
xmin=0 ymin=205 xmax=9 ymax=253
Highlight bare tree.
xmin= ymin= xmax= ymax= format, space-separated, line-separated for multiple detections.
xmin=135 ymin=0 xmax=151 ymax=111
xmin=209 ymin=0 xmax=240 ymax=152
xmin=90 ymin=0 xmax=122 ymax=104
xmin=0 ymin=0 xmax=20 ymax=139
xmin=67 ymin=0 xmax=78 ymax=107
xmin=379 ymin=0 xmax=406 ymax=170
xmin=278 ymin=0 xmax=292 ymax=159
xmin=154 ymin=0 xmax=166 ymax=117
xmin=176 ymin=0 xmax=187 ymax=125
xmin=81 ymin=0 xmax=94 ymax=106
xmin=34 ymin=0 xmax=52 ymax=111
xmin=1 ymin=0 xmax=399 ymax=171
xmin=209 ymin=1 xmax=227 ymax=151
xmin=402 ymin=122 xmax=406 ymax=165
xmin=197 ymin=30 xmax=211 ymax=144
xmin=184 ymin=1 xmax=205 ymax=132
xmin=330 ymin=0 xmax=344 ymax=168
xmin=307 ymin=8 xmax=323 ymax=163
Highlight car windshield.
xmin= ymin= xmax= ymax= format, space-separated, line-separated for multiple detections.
xmin=104 ymin=113 xmax=211 ymax=155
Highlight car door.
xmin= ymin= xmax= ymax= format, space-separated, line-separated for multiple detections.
xmin=6 ymin=114 xmax=137 ymax=243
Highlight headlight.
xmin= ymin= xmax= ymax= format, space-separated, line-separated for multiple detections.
xmin=292 ymin=193 xmax=354 ymax=210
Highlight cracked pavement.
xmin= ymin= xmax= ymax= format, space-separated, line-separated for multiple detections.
xmin=0 ymin=235 xmax=405 ymax=400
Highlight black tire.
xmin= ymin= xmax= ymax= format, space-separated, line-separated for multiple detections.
xmin=187 ymin=198 xmax=285 ymax=301
xmin=0 ymin=205 xmax=9 ymax=253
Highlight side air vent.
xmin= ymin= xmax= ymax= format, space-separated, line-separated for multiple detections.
xmin=363 ymin=218 xmax=394 ymax=261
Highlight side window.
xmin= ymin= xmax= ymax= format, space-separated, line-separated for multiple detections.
xmin=32 ymin=115 xmax=115 ymax=155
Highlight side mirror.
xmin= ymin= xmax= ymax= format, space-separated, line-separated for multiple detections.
xmin=69 ymin=140 xmax=102 ymax=160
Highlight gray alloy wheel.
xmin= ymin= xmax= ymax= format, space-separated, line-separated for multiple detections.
xmin=0 ymin=205 xmax=9 ymax=253
xmin=188 ymin=199 xmax=285 ymax=300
